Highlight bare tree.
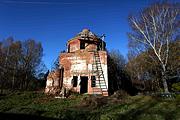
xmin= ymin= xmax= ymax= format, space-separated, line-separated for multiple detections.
xmin=0 ymin=38 xmax=44 ymax=91
xmin=51 ymin=55 xmax=60 ymax=72
xmin=20 ymin=39 xmax=43 ymax=89
xmin=128 ymin=2 xmax=179 ymax=93
xmin=108 ymin=50 xmax=129 ymax=94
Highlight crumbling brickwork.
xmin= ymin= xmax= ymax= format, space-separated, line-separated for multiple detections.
xmin=45 ymin=29 xmax=108 ymax=96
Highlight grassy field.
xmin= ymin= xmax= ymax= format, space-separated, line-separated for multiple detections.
xmin=0 ymin=91 xmax=180 ymax=120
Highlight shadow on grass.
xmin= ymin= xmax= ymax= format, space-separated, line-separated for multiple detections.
xmin=112 ymin=97 xmax=178 ymax=120
xmin=1 ymin=95 xmax=179 ymax=120
xmin=116 ymin=100 xmax=157 ymax=120
xmin=0 ymin=112 xmax=59 ymax=120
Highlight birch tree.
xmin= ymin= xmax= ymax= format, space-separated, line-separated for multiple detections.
xmin=128 ymin=2 xmax=179 ymax=93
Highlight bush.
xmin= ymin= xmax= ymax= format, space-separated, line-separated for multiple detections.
xmin=110 ymin=90 xmax=129 ymax=99
xmin=172 ymin=82 xmax=180 ymax=92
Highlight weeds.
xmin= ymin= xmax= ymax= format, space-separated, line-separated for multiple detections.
xmin=0 ymin=91 xmax=180 ymax=120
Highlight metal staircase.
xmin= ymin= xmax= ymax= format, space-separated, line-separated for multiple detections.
xmin=92 ymin=51 xmax=108 ymax=96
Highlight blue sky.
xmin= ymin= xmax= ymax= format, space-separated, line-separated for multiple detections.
xmin=0 ymin=0 xmax=154 ymax=69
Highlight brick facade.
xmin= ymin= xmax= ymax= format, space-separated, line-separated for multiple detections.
xmin=45 ymin=29 xmax=108 ymax=96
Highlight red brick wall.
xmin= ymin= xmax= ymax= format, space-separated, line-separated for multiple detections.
xmin=67 ymin=38 xmax=98 ymax=52
xmin=60 ymin=50 xmax=108 ymax=95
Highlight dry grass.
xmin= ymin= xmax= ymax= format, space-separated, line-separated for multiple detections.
xmin=0 ymin=91 xmax=180 ymax=120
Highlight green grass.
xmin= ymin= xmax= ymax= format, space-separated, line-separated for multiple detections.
xmin=0 ymin=91 xmax=180 ymax=120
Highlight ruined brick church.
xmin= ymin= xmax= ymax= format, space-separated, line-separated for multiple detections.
xmin=45 ymin=29 xmax=108 ymax=96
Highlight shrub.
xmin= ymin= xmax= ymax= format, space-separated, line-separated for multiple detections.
xmin=110 ymin=90 xmax=129 ymax=99
xmin=172 ymin=82 xmax=180 ymax=92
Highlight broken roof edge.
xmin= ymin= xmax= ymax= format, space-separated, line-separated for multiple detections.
xmin=67 ymin=28 xmax=104 ymax=44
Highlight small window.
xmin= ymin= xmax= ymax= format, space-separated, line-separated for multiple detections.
xmin=68 ymin=44 xmax=70 ymax=52
xmin=72 ymin=76 xmax=78 ymax=87
xmin=91 ymin=76 xmax=96 ymax=87
xmin=80 ymin=41 xmax=85 ymax=49
xmin=97 ymin=43 xmax=100 ymax=51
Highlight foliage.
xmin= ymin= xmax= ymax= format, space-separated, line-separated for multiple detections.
xmin=107 ymin=50 xmax=134 ymax=95
xmin=172 ymin=82 xmax=180 ymax=92
xmin=126 ymin=40 xmax=180 ymax=92
xmin=0 ymin=37 xmax=47 ymax=91
xmin=128 ymin=1 xmax=180 ymax=92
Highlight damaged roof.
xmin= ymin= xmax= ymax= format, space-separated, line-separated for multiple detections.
xmin=68 ymin=29 xmax=102 ymax=42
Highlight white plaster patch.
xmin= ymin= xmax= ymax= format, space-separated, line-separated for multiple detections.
xmin=46 ymin=79 xmax=53 ymax=87
xmin=88 ymin=64 xmax=92 ymax=71
xmin=68 ymin=56 xmax=81 ymax=60
xmin=102 ymin=64 xmax=108 ymax=88
xmin=71 ymin=60 xmax=86 ymax=71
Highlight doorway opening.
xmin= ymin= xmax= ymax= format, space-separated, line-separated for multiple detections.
xmin=80 ymin=76 xmax=88 ymax=94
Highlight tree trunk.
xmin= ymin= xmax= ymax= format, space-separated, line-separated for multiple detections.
xmin=12 ymin=76 xmax=15 ymax=89
xmin=12 ymin=71 xmax=15 ymax=89
xmin=162 ymin=65 xmax=169 ymax=93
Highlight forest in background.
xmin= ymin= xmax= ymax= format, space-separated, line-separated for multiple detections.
xmin=0 ymin=37 xmax=48 ymax=92
xmin=0 ymin=1 xmax=179 ymax=95
xmin=0 ymin=1 xmax=179 ymax=120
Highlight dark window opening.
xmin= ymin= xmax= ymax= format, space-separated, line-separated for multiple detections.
xmin=91 ymin=76 xmax=96 ymax=87
xmin=97 ymin=44 xmax=100 ymax=51
xmin=72 ymin=76 xmax=78 ymax=87
xmin=80 ymin=41 xmax=85 ymax=49
xmin=80 ymin=76 xmax=88 ymax=93
xmin=68 ymin=44 xmax=70 ymax=53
